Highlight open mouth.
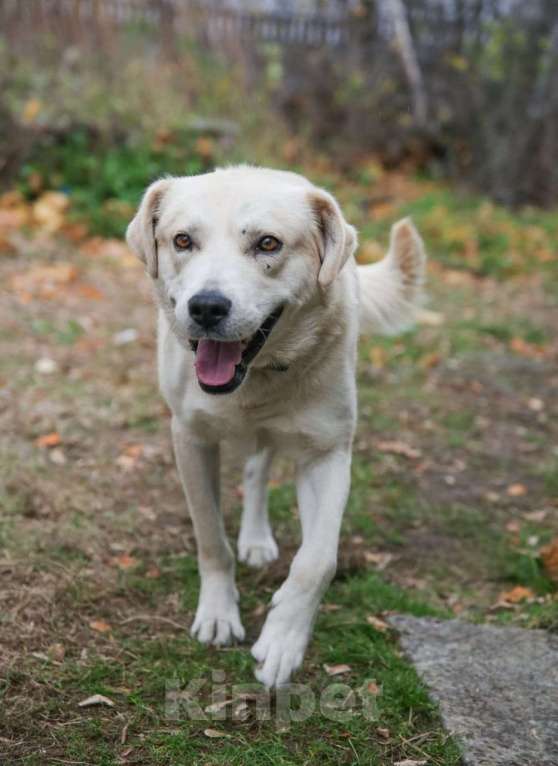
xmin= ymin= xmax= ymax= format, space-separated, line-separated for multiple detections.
xmin=189 ymin=306 xmax=284 ymax=394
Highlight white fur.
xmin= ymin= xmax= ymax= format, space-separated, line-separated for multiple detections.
xmin=126 ymin=166 xmax=426 ymax=688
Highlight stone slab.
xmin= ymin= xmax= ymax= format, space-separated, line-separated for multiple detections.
xmin=389 ymin=615 xmax=558 ymax=766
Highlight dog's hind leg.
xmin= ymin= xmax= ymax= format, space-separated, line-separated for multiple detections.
xmin=238 ymin=447 xmax=278 ymax=568
xmin=172 ymin=418 xmax=245 ymax=646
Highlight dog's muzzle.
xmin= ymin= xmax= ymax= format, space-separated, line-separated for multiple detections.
xmin=189 ymin=306 xmax=284 ymax=394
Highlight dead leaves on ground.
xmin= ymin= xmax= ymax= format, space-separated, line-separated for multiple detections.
xmin=110 ymin=553 xmax=139 ymax=571
xmin=497 ymin=585 xmax=535 ymax=605
xmin=1 ymin=189 xmax=139 ymax=308
xmin=363 ymin=551 xmax=395 ymax=570
xmin=376 ymin=440 xmax=422 ymax=460
xmin=89 ymin=619 xmax=112 ymax=634
xmin=9 ymin=261 xmax=106 ymax=305
xmin=80 ymin=236 xmax=139 ymax=269
xmin=78 ymin=693 xmax=115 ymax=709
xmin=35 ymin=431 xmax=62 ymax=448
xmin=0 ymin=190 xmax=70 ymax=236
xmin=366 ymin=615 xmax=390 ymax=633
xmin=203 ymin=728 xmax=230 ymax=739
xmin=323 ymin=663 xmax=352 ymax=677
xmin=10 ymin=263 xmax=78 ymax=302
xmin=506 ymin=483 xmax=528 ymax=498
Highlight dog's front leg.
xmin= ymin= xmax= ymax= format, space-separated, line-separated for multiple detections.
xmin=251 ymin=447 xmax=351 ymax=687
xmin=172 ymin=418 xmax=245 ymax=646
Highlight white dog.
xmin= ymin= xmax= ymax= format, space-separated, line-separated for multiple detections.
xmin=126 ymin=166 xmax=426 ymax=688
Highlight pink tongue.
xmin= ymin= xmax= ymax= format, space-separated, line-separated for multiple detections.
xmin=195 ymin=339 xmax=243 ymax=387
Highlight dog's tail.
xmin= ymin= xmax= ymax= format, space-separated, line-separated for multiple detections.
xmin=357 ymin=217 xmax=426 ymax=336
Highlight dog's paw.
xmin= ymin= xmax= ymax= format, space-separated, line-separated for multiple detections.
xmin=238 ymin=535 xmax=279 ymax=568
xmin=191 ymin=583 xmax=245 ymax=646
xmin=251 ymin=603 xmax=311 ymax=688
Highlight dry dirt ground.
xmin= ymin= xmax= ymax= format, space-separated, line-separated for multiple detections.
xmin=1 ymin=231 xmax=557 ymax=764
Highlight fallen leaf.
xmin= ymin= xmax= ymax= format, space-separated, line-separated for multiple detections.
xmin=110 ymin=554 xmax=139 ymax=571
xmin=419 ymin=351 xmax=441 ymax=369
xmin=203 ymin=728 xmax=230 ymax=738
xmin=505 ymin=520 xmax=521 ymax=533
xmin=89 ymin=619 xmax=112 ymax=633
xmin=35 ymin=357 xmax=58 ymax=375
xmin=369 ymin=345 xmax=387 ymax=369
xmin=205 ymin=699 xmax=233 ymax=714
xmin=524 ymin=510 xmax=547 ymax=523
xmin=32 ymin=191 xmax=70 ymax=233
xmin=47 ymin=643 xmax=65 ymax=661
xmin=527 ymin=397 xmax=544 ymax=412
xmin=376 ymin=726 xmax=390 ymax=739
xmin=376 ymin=441 xmax=421 ymax=460
xmin=416 ymin=308 xmax=445 ymax=326
xmin=507 ymin=483 xmax=527 ymax=497
xmin=30 ymin=651 xmax=50 ymax=661
xmin=364 ymin=680 xmax=381 ymax=696
xmin=22 ymin=97 xmax=43 ymax=123
xmin=116 ymin=455 xmax=137 ymax=471
xmin=498 ymin=585 xmax=534 ymax=604
xmin=78 ymin=694 xmax=115 ymax=708
xmin=364 ymin=551 xmax=394 ymax=570
xmin=321 ymin=603 xmax=342 ymax=612
xmin=366 ymin=615 xmax=389 ymax=632
xmin=394 ymin=760 xmax=427 ymax=766
xmin=76 ymin=283 xmax=104 ymax=301
xmin=509 ymin=337 xmax=547 ymax=359
xmin=323 ymin=663 xmax=352 ymax=676
xmin=123 ymin=444 xmax=144 ymax=459
xmin=195 ymin=136 xmax=215 ymax=160
xmin=485 ymin=491 xmax=500 ymax=503
xmin=138 ymin=506 xmax=156 ymax=521
xmin=36 ymin=432 xmax=62 ymax=448
xmin=49 ymin=448 xmax=66 ymax=465
xmin=540 ymin=538 xmax=558 ymax=582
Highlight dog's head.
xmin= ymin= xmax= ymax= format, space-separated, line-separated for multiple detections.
xmin=126 ymin=166 xmax=357 ymax=394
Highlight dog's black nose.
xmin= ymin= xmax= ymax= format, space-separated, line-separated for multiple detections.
xmin=188 ymin=290 xmax=232 ymax=330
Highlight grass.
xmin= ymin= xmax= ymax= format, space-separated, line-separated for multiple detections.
xmin=10 ymin=559 xmax=460 ymax=766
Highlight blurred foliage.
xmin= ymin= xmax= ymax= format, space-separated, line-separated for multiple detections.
xmin=1 ymin=1 xmax=558 ymax=264
xmin=18 ymin=128 xmax=209 ymax=237
xmin=353 ymin=185 xmax=558 ymax=280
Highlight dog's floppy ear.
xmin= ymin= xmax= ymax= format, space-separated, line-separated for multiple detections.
xmin=126 ymin=178 xmax=171 ymax=279
xmin=309 ymin=189 xmax=358 ymax=288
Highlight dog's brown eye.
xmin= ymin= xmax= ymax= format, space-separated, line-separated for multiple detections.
xmin=173 ymin=233 xmax=193 ymax=251
xmin=257 ymin=235 xmax=282 ymax=253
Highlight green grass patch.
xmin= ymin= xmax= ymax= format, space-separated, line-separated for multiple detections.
xmin=19 ymin=128 xmax=210 ymax=237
